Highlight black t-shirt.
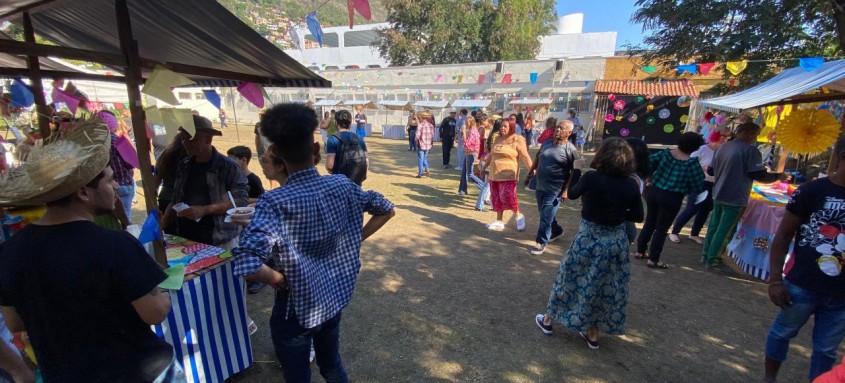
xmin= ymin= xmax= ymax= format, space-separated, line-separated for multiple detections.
xmin=568 ymin=170 xmax=644 ymax=226
xmin=0 ymin=221 xmax=170 ymax=382
xmin=785 ymin=177 xmax=845 ymax=296
xmin=178 ymin=160 xmax=214 ymax=244
xmin=246 ymin=172 xmax=265 ymax=198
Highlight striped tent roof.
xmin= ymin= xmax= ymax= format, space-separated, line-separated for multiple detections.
xmin=595 ymin=80 xmax=698 ymax=97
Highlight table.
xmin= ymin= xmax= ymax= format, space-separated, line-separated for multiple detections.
xmin=382 ymin=125 xmax=405 ymax=140
xmin=726 ymin=194 xmax=788 ymax=281
xmin=154 ymin=243 xmax=252 ymax=383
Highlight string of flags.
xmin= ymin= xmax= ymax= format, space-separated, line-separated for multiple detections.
xmin=645 ymin=57 xmax=828 ymax=77
xmin=140 ymin=65 xmax=268 ymax=110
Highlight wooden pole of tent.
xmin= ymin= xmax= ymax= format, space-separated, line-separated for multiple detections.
xmin=22 ymin=13 xmax=50 ymax=139
xmin=115 ymin=0 xmax=166 ymax=266
xmin=228 ymin=88 xmax=241 ymax=142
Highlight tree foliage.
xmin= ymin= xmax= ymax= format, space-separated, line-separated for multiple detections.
xmin=628 ymin=0 xmax=845 ymax=91
xmin=374 ymin=0 xmax=556 ymax=66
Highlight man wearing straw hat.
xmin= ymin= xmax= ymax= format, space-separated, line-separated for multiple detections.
xmin=0 ymin=118 xmax=184 ymax=382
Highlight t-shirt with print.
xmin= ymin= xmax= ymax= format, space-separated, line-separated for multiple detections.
xmin=536 ymin=140 xmax=578 ymax=194
xmin=784 ymin=177 xmax=845 ymax=297
xmin=711 ymin=140 xmax=765 ymax=206
xmin=0 ymin=221 xmax=171 ymax=382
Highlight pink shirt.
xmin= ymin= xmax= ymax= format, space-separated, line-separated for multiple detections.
xmin=416 ymin=121 xmax=435 ymax=151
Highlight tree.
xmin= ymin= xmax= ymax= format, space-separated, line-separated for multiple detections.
xmin=628 ymin=0 xmax=845 ymax=91
xmin=374 ymin=0 xmax=556 ymax=66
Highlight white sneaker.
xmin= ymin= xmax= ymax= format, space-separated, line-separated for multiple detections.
xmin=309 ymin=344 xmax=315 ymax=363
xmin=530 ymin=243 xmax=545 ymax=255
xmin=455 ymin=166 xmax=463 ymax=171
xmin=668 ymin=233 xmax=681 ymax=243
xmin=515 ymin=214 xmax=526 ymax=231
xmin=486 ymin=221 xmax=505 ymax=231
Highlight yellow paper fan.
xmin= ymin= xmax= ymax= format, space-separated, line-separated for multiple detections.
xmin=775 ymin=108 xmax=840 ymax=155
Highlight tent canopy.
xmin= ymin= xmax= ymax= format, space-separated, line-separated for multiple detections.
xmin=508 ymin=98 xmax=553 ymax=107
xmin=696 ymin=60 xmax=845 ymax=113
xmin=413 ymin=100 xmax=450 ymax=109
xmin=314 ymin=99 xmax=343 ymax=107
xmin=2 ymin=0 xmax=329 ymax=88
xmin=343 ymin=100 xmax=377 ymax=109
xmin=451 ymin=99 xmax=492 ymax=109
xmin=378 ymin=100 xmax=413 ymax=111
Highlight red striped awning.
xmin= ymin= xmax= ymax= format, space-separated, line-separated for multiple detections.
xmin=595 ymin=80 xmax=698 ymax=97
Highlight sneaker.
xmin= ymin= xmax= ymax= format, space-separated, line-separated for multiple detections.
xmin=486 ymin=221 xmax=505 ymax=231
xmin=443 ymin=164 xmax=451 ymax=169
xmin=525 ymin=185 xmax=535 ymax=191
xmin=424 ymin=170 xmax=431 ymax=177
xmin=534 ymin=314 xmax=553 ymax=335
xmin=458 ymin=191 xmax=466 ymax=196
xmin=668 ymin=234 xmax=681 ymax=243
xmin=415 ymin=175 xmax=423 ymax=178
xmin=688 ymin=235 xmax=704 ymax=244
xmin=515 ymin=214 xmax=526 ymax=231
xmin=530 ymin=243 xmax=546 ymax=255
xmin=309 ymin=344 xmax=316 ymax=363
xmin=549 ymin=231 xmax=564 ymax=243
xmin=455 ymin=166 xmax=463 ymax=171
xmin=579 ymin=331 xmax=600 ymax=349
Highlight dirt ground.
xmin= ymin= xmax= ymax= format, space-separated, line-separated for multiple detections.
xmin=134 ymin=124 xmax=838 ymax=383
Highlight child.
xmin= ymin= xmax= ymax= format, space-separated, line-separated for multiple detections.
xmin=227 ymin=146 xmax=265 ymax=205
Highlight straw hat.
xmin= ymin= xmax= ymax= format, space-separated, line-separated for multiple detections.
xmin=418 ymin=110 xmax=433 ymax=118
xmin=0 ymin=117 xmax=111 ymax=207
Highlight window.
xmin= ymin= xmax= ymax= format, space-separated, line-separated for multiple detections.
xmin=554 ymin=93 xmax=568 ymax=111
xmin=178 ymin=92 xmax=192 ymax=100
xmin=304 ymin=32 xmax=339 ymax=48
xmin=195 ymin=93 xmax=205 ymax=100
xmin=344 ymin=30 xmax=377 ymax=47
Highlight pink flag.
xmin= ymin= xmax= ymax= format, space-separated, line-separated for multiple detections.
xmin=348 ymin=0 xmax=371 ymax=28
xmin=237 ymin=82 xmax=265 ymax=108
xmin=477 ymin=74 xmax=486 ymax=85
xmin=697 ymin=62 xmax=716 ymax=75
xmin=435 ymin=75 xmax=444 ymax=83
xmin=501 ymin=74 xmax=512 ymax=84
xmin=51 ymin=87 xmax=80 ymax=114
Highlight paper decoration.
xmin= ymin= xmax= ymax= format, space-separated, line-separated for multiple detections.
xmin=799 ymin=57 xmax=824 ymax=71
xmin=158 ymin=265 xmax=186 ymax=290
xmin=729 ymin=78 xmax=738 ymax=87
xmin=677 ymin=64 xmax=697 ymax=75
xmin=776 ymin=108 xmax=839 ymax=154
xmin=435 ymin=75 xmax=444 ymax=83
xmin=306 ymin=12 xmax=324 ymax=46
xmin=51 ymin=87 xmax=80 ymax=114
xmin=237 ymin=82 xmax=265 ymax=108
xmin=641 ymin=65 xmax=658 ymax=74
xmin=113 ymin=102 xmax=125 ymax=110
xmin=141 ymin=65 xmax=195 ymax=105
xmin=10 ymin=78 xmax=33 ymax=109
xmin=697 ymin=62 xmax=716 ymax=75
xmin=347 ymin=0 xmax=372 ymax=28
xmin=726 ymin=61 xmax=748 ymax=76
xmin=202 ymin=89 xmax=222 ymax=109
xmin=477 ymin=74 xmax=486 ymax=84
xmin=139 ymin=210 xmax=161 ymax=244
xmin=289 ymin=26 xmax=303 ymax=52
xmin=529 ymin=73 xmax=538 ymax=84
xmin=456 ymin=75 xmax=463 ymax=84
xmin=501 ymin=74 xmax=512 ymax=84
xmin=160 ymin=108 xmax=196 ymax=137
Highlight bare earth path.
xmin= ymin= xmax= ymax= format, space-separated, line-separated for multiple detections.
xmin=140 ymin=126 xmax=834 ymax=382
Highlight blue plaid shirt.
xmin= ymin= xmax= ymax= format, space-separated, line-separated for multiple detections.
xmin=232 ymin=167 xmax=394 ymax=328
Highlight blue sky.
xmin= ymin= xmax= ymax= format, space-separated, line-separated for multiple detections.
xmin=556 ymin=1 xmax=646 ymax=50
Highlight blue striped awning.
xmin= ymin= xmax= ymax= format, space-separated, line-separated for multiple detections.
xmin=697 ymin=59 xmax=845 ymax=113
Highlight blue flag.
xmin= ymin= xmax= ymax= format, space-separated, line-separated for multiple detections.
xmin=10 ymin=78 xmax=34 ymax=108
xmin=529 ymin=73 xmax=538 ymax=84
xmin=138 ymin=210 xmax=161 ymax=244
xmin=306 ymin=11 xmax=324 ymax=47
xmin=203 ymin=89 xmax=222 ymax=109
xmin=677 ymin=64 xmax=697 ymax=75
xmin=799 ymin=57 xmax=824 ymax=71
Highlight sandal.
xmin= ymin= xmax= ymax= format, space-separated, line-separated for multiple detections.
xmin=668 ymin=234 xmax=681 ymax=243
xmin=647 ymin=262 xmax=669 ymax=269
xmin=633 ymin=252 xmax=648 ymax=260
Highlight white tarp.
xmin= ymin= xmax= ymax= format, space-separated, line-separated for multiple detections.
xmin=314 ymin=99 xmax=343 ymax=107
xmin=509 ymin=98 xmax=553 ymax=107
xmin=378 ymin=100 xmax=413 ymax=111
xmin=413 ymin=100 xmax=450 ymax=109
xmin=451 ymin=99 xmax=493 ymax=109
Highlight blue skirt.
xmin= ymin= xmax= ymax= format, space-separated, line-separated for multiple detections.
xmin=545 ymin=219 xmax=630 ymax=334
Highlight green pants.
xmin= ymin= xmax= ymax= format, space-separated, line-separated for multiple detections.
xmin=701 ymin=202 xmax=745 ymax=267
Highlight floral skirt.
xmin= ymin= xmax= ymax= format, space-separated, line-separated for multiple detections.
xmin=545 ymin=219 xmax=630 ymax=335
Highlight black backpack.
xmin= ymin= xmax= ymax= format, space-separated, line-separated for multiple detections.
xmin=331 ymin=133 xmax=367 ymax=185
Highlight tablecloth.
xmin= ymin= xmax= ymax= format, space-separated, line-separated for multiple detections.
xmin=726 ymin=197 xmax=788 ymax=281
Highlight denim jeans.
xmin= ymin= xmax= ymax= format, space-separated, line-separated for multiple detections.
xmin=636 ymin=186 xmax=684 ymax=264
xmin=270 ymin=291 xmax=349 ymax=383
xmin=671 ymin=181 xmax=714 ymax=237
xmin=408 ymin=130 xmax=417 ymax=150
xmin=117 ymin=183 xmax=135 ymax=221
xmin=535 ymin=191 xmax=563 ymax=245
xmin=417 ymin=150 xmax=429 ymax=176
xmin=456 ymin=135 xmax=464 ymax=166
xmin=765 ymin=280 xmax=845 ymax=381
xmin=459 ymin=154 xmax=476 ymax=194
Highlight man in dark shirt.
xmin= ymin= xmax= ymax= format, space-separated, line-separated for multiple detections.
xmin=227 ymin=145 xmax=266 ymax=204
xmin=0 ymin=121 xmax=180 ymax=382
xmin=440 ymin=111 xmax=457 ymax=169
xmin=163 ymin=115 xmax=248 ymax=249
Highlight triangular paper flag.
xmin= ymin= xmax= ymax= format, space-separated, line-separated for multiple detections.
xmin=138 ymin=210 xmax=161 ymax=244
xmin=351 ymin=0 xmax=372 ymax=20
xmin=641 ymin=65 xmax=658 ymax=74
xmin=237 ymin=82 xmax=265 ymax=108
xmin=677 ymin=64 xmax=697 ymax=75
xmin=141 ymin=65 xmax=195 ymax=105
xmin=51 ymin=87 xmax=80 ymax=114
xmin=10 ymin=78 xmax=34 ymax=109
xmin=489 ymin=75 xmax=496 ymax=83
xmin=435 ymin=75 xmax=444 ymax=83
xmin=456 ymin=75 xmax=463 ymax=84
xmin=477 ymin=74 xmax=486 ymax=85
xmin=501 ymin=74 xmax=512 ymax=84
xmin=726 ymin=61 xmax=747 ymax=76
xmin=203 ymin=89 xmax=221 ymax=109
xmin=160 ymin=108 xmax=195 ymax=137
xmin=260 ymin=86 xmax=270 ymax=104
xmin=799 ymin=57 xmax=824 ymax=71
xmin=529 ymin=73 xmax=538 ymax=84
xmin=697 ymin=62 xmax=716 ymax=75
xmin=306 ymin=12 xmax=324 ymax=46
xmin=144 ymin=106 xmax=173 ymax=141
xmin=114 ymin=102 xmax=125 ymax=110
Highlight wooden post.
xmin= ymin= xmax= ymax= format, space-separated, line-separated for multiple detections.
xmin=115 ymin=0 xmax=166 ymax=266
xmin=228 ymin=88 xmax=240 ymax=142
xmin=22 ymin=12 xmax=50 ymax=139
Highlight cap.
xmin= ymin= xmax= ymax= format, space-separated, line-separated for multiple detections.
xmin=179 ymin=115 xmax=222 ymax=137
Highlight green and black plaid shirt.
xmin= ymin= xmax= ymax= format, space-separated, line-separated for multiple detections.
xmin=649 ymin=149 xmax=705 ymax=194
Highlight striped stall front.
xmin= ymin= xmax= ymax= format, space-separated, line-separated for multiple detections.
xmin=154 ymin=261 xmax=253 ymax=383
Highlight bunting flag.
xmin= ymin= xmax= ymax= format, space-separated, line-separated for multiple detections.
xmin=501 ymin=74 xmax=512 ymax=84
xmin=456 ymin=75 xmax=463 ymax=84
xmin=489 ymin=75 xmax=496 ymax=83
xmin=51 ymin=87 xmax=80 ymax=114
xmin=529 ymin=73 xmax=538 ymax=84
xmin=435 ymin=75 xmax=444 ymax=83
xmin=10 ymin=78 xmax=34 ymax=109
xmin=289 ymin=26 xmax=303 ymax=52
xmin=141 ymin=65 xmax=195 ymax=105
xmin=306 ymin=12 xmax=323 ymax=46
xmin=641 ymin=65 xmax=658 ymax=74
xmin=260 ymin=86 xmax=270 ymax=104
xmin=138 ymin=210 xmax=161 ymax=244
xmin=726 ymin=61 xmax=748 ymax=76
xmin=237 ymin=82 xmax=265 ymax=108
xmin=799 ymin=57 xmax=824 ymax=71
xmin=677 ymin=64 xmax=697 ymax=75
xmin=697 ymin=62 xmax=716 ymax=75
xmin=114 ymin=102 xmax=125 ymax=110
xmin=160 ymin=108 xmax=196 ymax=137
xmin=202 ymin=89 xmax=222 ymax=109
xmin=347 ymin=0 xmax=372 ymax=29
xmin=477 ymin=74 xmax=486 ymax=85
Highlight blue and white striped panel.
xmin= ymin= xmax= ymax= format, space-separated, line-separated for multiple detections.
xmin=154 ymin=261 xmax=253 ymax=383
xmin=728 ymin=250 xmax=770 ymax=281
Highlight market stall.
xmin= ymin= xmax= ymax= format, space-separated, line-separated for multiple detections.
xmin=343 ymin=100 xmax=376 ymax=137
xmin=413 ymin=100 xmax=451 ymax=142
xmin=379 ymin=100 xmax=413 ymax=139
xmin=726 ymin=186 xmax=791 ymax=281
xmin=451 ymin=99 xmax=493 ymax=110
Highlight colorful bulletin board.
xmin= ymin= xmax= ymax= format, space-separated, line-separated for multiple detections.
xmin=602 ymin=95 xmax=692 ymax=145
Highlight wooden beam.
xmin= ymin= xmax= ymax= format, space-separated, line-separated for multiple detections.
xmin=0 ymin=67 xmax=127 ymax=83
xmin=115 ymin=0 xmax=166 ymax=266
xmin=0 ymin=0 xmax=57 ymax=20
xmin=0 ymin=39 xmax=126 ymax=67
xmin=151 ymin=61 xmax=273 ymax=86
xmin=22 ymin=12 xmax=50 ymax=139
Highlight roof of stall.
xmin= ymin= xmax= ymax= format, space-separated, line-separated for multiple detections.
xmin=413 ymin=100 xmax=450 ymax=109
xmin=595 ymin=80 xmax=698 ymax=97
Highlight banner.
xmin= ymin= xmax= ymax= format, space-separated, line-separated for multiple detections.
xmin=602 ymin=95 xmax=689 ymax=145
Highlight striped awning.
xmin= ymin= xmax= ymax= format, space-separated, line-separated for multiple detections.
xmin=697 ymin=60 xmax=845 ymax=113
xmin=413 ymin=100 xmax=450 ymax=109
xmin=595 ymin=80 xmax=698 ymax=97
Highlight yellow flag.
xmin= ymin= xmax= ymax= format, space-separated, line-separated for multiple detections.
xmin=726 ymin=61 xmax=748 ymax=76
xmin=141 ymin=65 xmax=195 ymax=105
xmin=456 ymin=75 xmax=463 ymax=84
xmin=160 ymin=108 xmax=196 ymax=138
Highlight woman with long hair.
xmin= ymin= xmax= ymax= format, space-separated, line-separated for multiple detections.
xmin=407 ymin=110 xmax=419 ymax=151
xmin=479 ymin=117 xmax=533 ymax=231
xmin=534 ymin=137 xmax=644 ymax=349
xmin=634 ymin=132 xmax=706 ymax=269
xmin=459 ymin=117 xmax=480 ymax=195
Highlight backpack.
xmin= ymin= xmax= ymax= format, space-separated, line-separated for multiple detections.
xmin=331 ymin=133 xmax=367 ymax=185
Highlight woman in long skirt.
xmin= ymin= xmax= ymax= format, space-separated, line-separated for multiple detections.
xmin=535 ymin=137 xmax=644 ymax=349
